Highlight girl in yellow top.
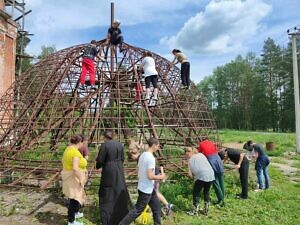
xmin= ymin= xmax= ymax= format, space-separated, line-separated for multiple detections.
xmin=62 ymin=134 xmax=87 ymax=225
xmin=172 ymin=49 xmax=190 ymax=90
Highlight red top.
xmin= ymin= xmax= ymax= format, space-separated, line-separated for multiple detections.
xmin=198 ymin=140 xmax=217 ymax=157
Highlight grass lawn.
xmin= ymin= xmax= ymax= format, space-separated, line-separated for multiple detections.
xmin=161 ymin=164 xmax=300 ymax=225
xmin=77 ymin=130 xmax=300 ymax=225
xmin=159 ymin=129 xmax=300 ymax=225
xmin=218 ymin=129 xmax=296 ymax=157
xmin=1 ymin=130 xmax=299 ymax=225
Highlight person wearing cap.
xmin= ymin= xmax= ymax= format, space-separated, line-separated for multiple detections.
xmin=79 ymin=40 xmax=105 ymax=90
xmin=96 ymin=130 xmax=130 ymax=225
xmin=105 ymin=19 xmax=124 ymax=53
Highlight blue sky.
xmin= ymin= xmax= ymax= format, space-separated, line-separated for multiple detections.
xmin=8 ymin=0 xmax=300 ymax=83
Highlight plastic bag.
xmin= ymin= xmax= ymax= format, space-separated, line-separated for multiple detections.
xmin=135 ymin=205 xmax=153 ymax=225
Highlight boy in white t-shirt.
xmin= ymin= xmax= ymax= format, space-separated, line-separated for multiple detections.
xmin=119 ymin=138 xmax=166 ymax=225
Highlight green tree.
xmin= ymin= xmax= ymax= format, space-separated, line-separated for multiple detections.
xmin=197 ymin=37 xmax=299 ymax=132
xmin=198 ymin=55 xmax=262 ymax=130
xmin=259 ymin=38 xmax=283 ymax=131
xmin=196 ymin=76 xmax=215 ymax=109
xmin=16 ymin=35 xmax=32 ymax=76
xmin=37 ymin=45 xmax=56 ymax=60
xmin=279 ymin=38 xmax=300 ymax=131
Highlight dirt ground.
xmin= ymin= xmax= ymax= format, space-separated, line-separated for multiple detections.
xmin=0 ymin=189 xmax=68 ymax=225
xmin=272 ymin=159 xmax=300 ymax=183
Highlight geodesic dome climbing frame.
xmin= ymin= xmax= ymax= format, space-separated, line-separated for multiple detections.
xmin=0 ymin=39 xmax=219 ymax=189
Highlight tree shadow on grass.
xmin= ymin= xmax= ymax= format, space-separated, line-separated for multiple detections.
xmin=35 ymin=211 xmax=66 ymax=225
xmin=29 ymin=193 xmax=67 ymax=224
xmin=30 ymin=192 xmax=100 ymax=225
xmin=29 ymin=193 xmax=67 ymax=215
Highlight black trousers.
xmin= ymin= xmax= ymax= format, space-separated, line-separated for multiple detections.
xmin=181 ymin=62 xmax=190 ymax=87
xmin=193 ymin=180 xmax=212 ymax=206
xmin=119 ymin=190 xmax=161 ymax=225
xmin=104 ymin=35 xmax=125 ymax=58
xmin=110 ymin=35 xmax=124 ymax=46
xmin=145 ymin=75 xmax=158 ymax=89
xmin=68 ymin=199 xmax=81 ymax=223
xmin=239 ymin=158 xmax=249 ymax=199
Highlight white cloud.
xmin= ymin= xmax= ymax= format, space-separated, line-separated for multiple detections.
xmin=161 ymin=0 xmax=272 ymax=54
xmin=25 ymin=0 xmax=106 ymax=32
xmin=25 ymin=0 xmax=200 ymax=32
xmin=14 ymin=0 xmax=299 ymax=82
xmin=22 ymin=0 xmax=200 ymax=55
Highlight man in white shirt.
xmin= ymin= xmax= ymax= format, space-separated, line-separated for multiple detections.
xmin=119 ymin=138 xmax=166 ymax=225
xmin=141 ymin=52 xmax=159 ymax=101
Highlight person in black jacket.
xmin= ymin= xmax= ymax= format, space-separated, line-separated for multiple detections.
xmin=105 ymin=19 xmax=124 ymax=53
xmin=219 ymin=148 xmax=249 ymax=199
xmin=96 ymin=130 xmax=130 ymax=225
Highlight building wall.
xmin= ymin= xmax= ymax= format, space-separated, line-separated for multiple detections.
xmin=0 ymin=0 xmax=4 ymax=10
xmin=0 ymin=0 xmax=17 ymax=135
xmin=0 ymin=1 xmax=17 ymax=98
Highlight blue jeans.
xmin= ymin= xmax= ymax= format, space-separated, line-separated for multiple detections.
xmin=256 ymin=166 xmax=270 ymax=189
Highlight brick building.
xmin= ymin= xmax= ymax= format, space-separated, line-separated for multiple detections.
xmin=0 ymin=0 xmax=17 ymax=98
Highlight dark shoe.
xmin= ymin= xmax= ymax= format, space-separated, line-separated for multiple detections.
xmin=236 ymin=194 xmax=247 ymax=200
xmin=119 ymin=45 xmax=125 ymax=52
xmin=203 ymin=202 xmax=209 ymax=215
xmin=165 ymin=203 xmax=174 ymax=216
xmin=79 ymin=84 xmax=86 ymax=90
xmin=212 ymin=200 xmax=225 ymax=207
xmin=212 ymin=200 xmax=220 ymax=205
xmin=187 ymin=205 xmax=199 ymax=216
xmin=153 ymin=95 xmax=158 ymax=101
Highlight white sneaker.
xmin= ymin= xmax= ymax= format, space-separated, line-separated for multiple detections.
xmin=68 ymin=221 xmax=83 ymax=225
xmin=75 ymin=212 xmax=83 ymax=219
xmin=145 ymin=94 xmax=150 ymax=100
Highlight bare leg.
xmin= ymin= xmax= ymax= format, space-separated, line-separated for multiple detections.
xmin=145 ymin=88 xmax=151 ymax=100
xmin=153 ymin=88 xmax=158 ymax=100
xmin=156 ymin=191 xmax=168 ymax=207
